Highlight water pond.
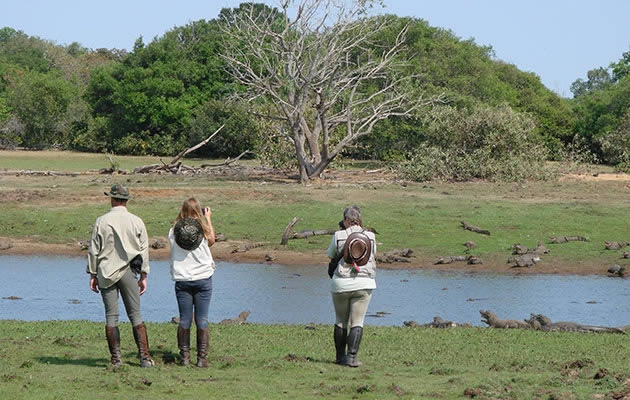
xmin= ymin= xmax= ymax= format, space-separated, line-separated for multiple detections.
xmin=1 ymin=255 xmax=629 ymax=327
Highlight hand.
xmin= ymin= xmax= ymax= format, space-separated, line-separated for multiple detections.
xmin=204 ymin=207 xmax=212 ymax=219
xmin=138 ymin=273 xmax=148 ymax=295
xmin=89 ymin=275 xmax=99 ymax=293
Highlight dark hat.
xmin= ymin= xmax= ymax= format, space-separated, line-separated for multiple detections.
xmin=174 ymin=217 xmax=203 ymax=251
xmin=104 ymin=184 xmax=132 ymax=200
xmin=343 ymin=231 xmax=372 ymax=267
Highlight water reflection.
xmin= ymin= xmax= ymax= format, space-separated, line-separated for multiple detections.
xmin=1 ymin=256 xmax=629 ymax=327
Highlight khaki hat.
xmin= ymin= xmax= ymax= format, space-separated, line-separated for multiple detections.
xmin=104 ymin=184 xmax=132 ymax=200
xmin=174 ymin=217 xmax=203 ymax=251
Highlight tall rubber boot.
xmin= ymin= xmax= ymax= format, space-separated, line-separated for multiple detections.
xmin=345 ymin=326 xmax=363 ymax=367
xmin=132 ymin=322 xmax=155 ymax=368
xmin=105 ymin=325 xmax=121 ymax=368
xmin=333 ymin=325 xmax=347 ymax=365
xmin=196 ymin=328 xmax=209 ymax=368
xmin=177 ymin=326 xmax=191 ymax=366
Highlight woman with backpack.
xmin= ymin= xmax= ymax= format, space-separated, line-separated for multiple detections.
xmin=326 ymin=205 xmax=376 ymax=367
xmin=169 ymin=197 xmax=216 ymax=367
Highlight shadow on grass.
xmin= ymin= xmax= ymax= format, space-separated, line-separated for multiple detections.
xmin=37 ymin=356 xmax=106 ymax=368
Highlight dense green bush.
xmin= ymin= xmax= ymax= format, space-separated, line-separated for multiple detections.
xmin=396 ymin=104 xmax=549 ymax=182
xmin=187 ymin=100 xmax=258 ymax=158
xmin=597 ymin=109 xmax=630 ymax=167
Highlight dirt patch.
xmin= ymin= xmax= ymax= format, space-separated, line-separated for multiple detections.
xmin=0 ymin=189 xmax=50 ymax=203
xmin=560 ymin=173 xmax=630 ymax=182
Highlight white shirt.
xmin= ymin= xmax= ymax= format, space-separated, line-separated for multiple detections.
xmin=169 ymin=227 xmax=216 ymax=281
xmin=327 ymin=226 xmax=377 ymax=293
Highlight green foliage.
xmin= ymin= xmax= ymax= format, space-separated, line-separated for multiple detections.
xmin=5 ymin=69 xmax=78 ymax=148
xmin=597 ymin=109 xmax=630 ymax=166
xmin=571 ymin=74 xmax=630 ymax=163
xmin=570 ymin=67 xmax=613 ymax=97
xmin=356 ymin=17 xmax=576 ymax=161
xmin=0 ymin=27 xmax=51 ymax=73
xmin=187 ymin=99 xmax=258 ymax=157
xmin=396 ymin=104 xmax=549 ymax=182
xmin=85 ymin=19 xmax=234 ymax=156
xmin=610 ymin=45 xmax=630 ymax=82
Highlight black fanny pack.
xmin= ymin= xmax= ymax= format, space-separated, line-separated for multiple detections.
xmin=130 ymin=254 xmax=143 ymax=275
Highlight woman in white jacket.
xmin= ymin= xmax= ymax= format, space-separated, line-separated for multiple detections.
xmin=327 ymin=206 xmax=376 ymax=367
xmin=169 ymin=197 xmax=215 ymax=367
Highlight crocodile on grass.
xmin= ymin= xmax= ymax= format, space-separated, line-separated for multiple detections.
xmin=525 ymin=313 xmax=625 ymax=334
xmin=480 ymin=310 xmax=530 ymax=329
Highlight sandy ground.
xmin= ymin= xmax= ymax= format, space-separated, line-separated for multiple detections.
xmin=559 ymin=172 xmax=630 ymax=182
xmin=0 ymin=236 xmax=615 ymax=277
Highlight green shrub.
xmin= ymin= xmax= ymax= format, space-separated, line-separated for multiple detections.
xmin=396 ymin=104 xmax=549 ymax=182
xmin=187 ymin=100 xmax=258 ymax=158
xmin=597 ymin=109 xmax=630 ymax=167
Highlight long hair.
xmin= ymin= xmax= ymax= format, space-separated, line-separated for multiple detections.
xmin=175 ymin=197 xmax=212 ymax=240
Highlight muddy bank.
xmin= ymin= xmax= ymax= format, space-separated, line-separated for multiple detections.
xmin=0 ymin=237 xmax=615 ymax=276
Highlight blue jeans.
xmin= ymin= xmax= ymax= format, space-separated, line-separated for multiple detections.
xmin=175 ymin=277 xmax=213 ymax=329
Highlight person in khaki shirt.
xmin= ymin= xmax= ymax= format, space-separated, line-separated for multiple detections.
xmin=87 ymin=184 xmax=154 ymax=368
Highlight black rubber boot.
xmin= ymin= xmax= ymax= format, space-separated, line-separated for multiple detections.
xmin=177 ymin=326 xmax=191 ymax=366
xmin=333 ymin=325 xmax=347 ymax=365
xmin=105 ymin=325 xmax=121 ymax=368
xmin=345 ymin=326 xmax=363 ymax=367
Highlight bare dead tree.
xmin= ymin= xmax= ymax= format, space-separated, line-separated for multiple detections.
xmin=220 ymin=0 xmax=443 ymax=183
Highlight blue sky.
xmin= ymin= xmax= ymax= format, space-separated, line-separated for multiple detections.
xmin=2 ymin=0 xmax=630 ymax=97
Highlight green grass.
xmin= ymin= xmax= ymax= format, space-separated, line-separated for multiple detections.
xmin=0 ymin=150 xmax=260 ymax=172
xmin=0 ymin=151 xmax=629 ymax=269
xmin=0 ymin=321 xmax=628 ymax=399
xmin=0 ymin=176 xmax=628 ymax=268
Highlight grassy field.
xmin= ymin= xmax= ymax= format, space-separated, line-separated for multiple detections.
xmin=0 ymin=321 xmax=629 ymax=399
xmin=1 ymin=151 xmax=629 ymax=272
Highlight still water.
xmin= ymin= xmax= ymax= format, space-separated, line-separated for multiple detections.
xmin=1 ymin=255 xmax=629 ymax=327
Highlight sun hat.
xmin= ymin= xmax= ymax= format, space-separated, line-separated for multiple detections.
xmin=104 ymin=184 xmax=132 ymax=200
xmin=343 ymin=231 xmax=372 ymax=267
xmin=174 ymin=217 xmax=203 ymax=251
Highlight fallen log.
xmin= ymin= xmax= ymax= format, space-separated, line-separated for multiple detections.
xmin=280 ymin=217 xmax=336 ymax=245
xmin=200 ymin=150 xmax=252 ymax=168
xmin=0 ymin=170 xmax=81 ymax=177
xmin=133 ymin=125 xmax=224 ymax=174
xmin=460 ymin=221 xmax=490 ymax=236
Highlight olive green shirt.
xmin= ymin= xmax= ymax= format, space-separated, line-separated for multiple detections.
xmin=87 ymin=206 xmax=150 ymax=289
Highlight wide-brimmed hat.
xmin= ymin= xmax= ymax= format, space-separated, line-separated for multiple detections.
xmin=343 ymin=231 xmax=372 ymax=267
xmin=104 ymin=184 xmax=132 ymax=200
xmin=174 ymin=217 xmax=203 ymax=251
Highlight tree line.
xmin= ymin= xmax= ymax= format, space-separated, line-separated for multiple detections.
xmin=0 ymin=1 xmax=628 ymax=181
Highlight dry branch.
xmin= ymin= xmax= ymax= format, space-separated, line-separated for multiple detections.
xmin=169 ymin=125 xmax=224 ymax=165
xmin=200 ymin=150 xmax=252 ymax=168
xmin=134 ymin=125 xmax=225 ymax=174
